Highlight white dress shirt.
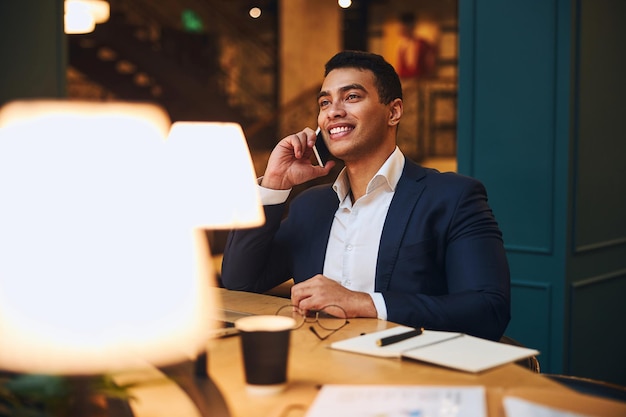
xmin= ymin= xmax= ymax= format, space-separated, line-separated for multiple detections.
xmin=258 ymin=147 xmax=405 ymax=320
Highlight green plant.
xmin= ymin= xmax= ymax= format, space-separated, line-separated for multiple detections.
xmin=0 ymin=373 xmax=135 ymax=417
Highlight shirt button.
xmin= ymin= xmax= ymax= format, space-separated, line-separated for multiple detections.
xmin=346 ymin=244 xmax=353 ymax=251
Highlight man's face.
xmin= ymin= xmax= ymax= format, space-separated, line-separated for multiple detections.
xmin=317 ymin=67 xmax=396 ymax=164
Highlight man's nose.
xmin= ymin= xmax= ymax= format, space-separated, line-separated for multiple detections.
xmin=327 ymin=101 xmax=346 ymax=117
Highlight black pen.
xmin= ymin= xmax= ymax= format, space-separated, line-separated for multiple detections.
xmin=376 ymin=328 xmax=423 ymax=347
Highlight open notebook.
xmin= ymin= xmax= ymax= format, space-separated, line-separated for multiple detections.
xmin=330 ymin=326 xmax=539 ymax=373
xmin=208 ymin=309 xmax=253 ymax=338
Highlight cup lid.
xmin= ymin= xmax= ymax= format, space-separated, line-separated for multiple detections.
xmin=235 ymin=315 xmax=296 ymax=332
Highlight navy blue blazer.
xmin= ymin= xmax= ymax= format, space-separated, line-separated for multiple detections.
xmin=221 ymin=160 xmax=510 ymax=341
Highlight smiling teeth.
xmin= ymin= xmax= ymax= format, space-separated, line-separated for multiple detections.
xmin=329 ymin=127 xmax=352 ymax=134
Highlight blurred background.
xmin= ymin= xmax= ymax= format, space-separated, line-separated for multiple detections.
xmin=62 ymin=0 xmax=458 ymax=173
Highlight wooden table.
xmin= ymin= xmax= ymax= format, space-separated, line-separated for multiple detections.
xmin=204 ymin=288 xmax=626 ymax=417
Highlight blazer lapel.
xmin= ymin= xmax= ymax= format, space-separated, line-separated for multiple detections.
xmin=375 ymin=161 xmax=427 ymax=291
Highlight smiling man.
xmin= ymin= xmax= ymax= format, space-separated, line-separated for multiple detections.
xmin=221 ymin=50 xmax=511 ymax=341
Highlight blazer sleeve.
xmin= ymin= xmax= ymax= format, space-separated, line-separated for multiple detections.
xmin=220 ymin=184 xmax=337 ymax=293
xmin=381 ymin=175 xmax=511 ymax=341
xmin=220 ymin=203 xmax=293 ymax=293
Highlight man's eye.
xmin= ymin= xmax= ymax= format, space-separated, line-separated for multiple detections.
xmin=319 ymin=99 xmax=330 ymax=107
xmin=346 ymin=93 xmax=360 ymax=100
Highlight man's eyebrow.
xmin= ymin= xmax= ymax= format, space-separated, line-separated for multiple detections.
xmin=317 ymin=83 xmax=367 ymax=100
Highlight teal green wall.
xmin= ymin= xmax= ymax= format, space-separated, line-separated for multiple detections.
xmin=459 ymin=0 xmax=626 ymax=384
xmin=0 ymin=1 xmax=66 ymax=104
xmin=568 ymin=0 xmax=626 ymax=385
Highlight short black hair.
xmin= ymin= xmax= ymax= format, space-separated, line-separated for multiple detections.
xmin=324 ymin=50 xmax=403 ymax=104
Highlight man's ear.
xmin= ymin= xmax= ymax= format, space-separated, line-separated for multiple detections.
xmin=388 ymin=98 xmax=403 ymax=126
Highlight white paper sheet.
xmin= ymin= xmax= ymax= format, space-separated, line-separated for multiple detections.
xmin=503 ymin=397 xmax=591 ymax=417
xmin=305 ymin=385 xmax=486 ymax=417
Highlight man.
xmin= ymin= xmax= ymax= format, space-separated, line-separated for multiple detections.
xmin=221 ymin=50 xmax=510 ymax=341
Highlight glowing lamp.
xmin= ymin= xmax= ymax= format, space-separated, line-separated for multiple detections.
xmin=0 ymin=99 xmax=263 ymax=416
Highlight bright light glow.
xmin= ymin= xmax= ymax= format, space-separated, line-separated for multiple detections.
xmin=249 ymin=7 xmax=262 ymax=19
xmin=0 ymin=101 xmax=263 ymax=375
xmin=338 ymin=0 xmax=352 ymax=9
xmin=83 ymin=0 xmax=110 ymax=23
xmin=65 ymin=1 xmax=110 ymax=34
xmin=64 ymin=1 xmax=96 ymax=34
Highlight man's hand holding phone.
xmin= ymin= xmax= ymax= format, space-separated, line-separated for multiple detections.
xmin=261 ymin=127 xmax=334 ymax=190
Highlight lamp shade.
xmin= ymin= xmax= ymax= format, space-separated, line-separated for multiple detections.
xmin=166 ymin=121 xmax=264 ymax=229
xmin=0 ymin=100 xmax=262 ymax=375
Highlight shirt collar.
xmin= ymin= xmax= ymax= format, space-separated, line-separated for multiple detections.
xmin=332 ymin=147 xmax=405 ymax=203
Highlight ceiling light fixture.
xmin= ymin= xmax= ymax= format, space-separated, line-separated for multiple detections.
xmin=64 ymin=0 xmax=110 ymax=34
xmin=249 ymin=7 xmax=262 ymax=19
xmin=338 ymin=0 xmax=352 ymax=9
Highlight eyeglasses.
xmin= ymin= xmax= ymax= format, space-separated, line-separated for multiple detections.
xmin=275 ymin=304 xmax=349 ymax=341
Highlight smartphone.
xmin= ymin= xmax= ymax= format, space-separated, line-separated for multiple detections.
xmin=313 ymin=127 xmax=332 ymax=167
